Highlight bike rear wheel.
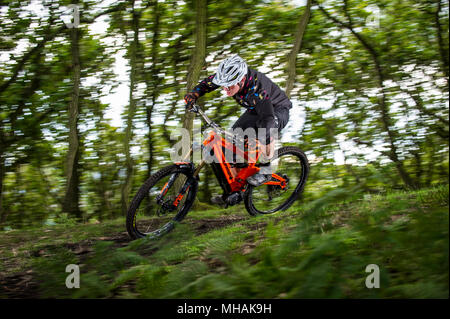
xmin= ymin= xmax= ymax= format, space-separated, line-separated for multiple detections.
xmin=126 ymin=165 xmax=198 ymax=239
xmin=244 ymin=146 xmax=309 ymax=215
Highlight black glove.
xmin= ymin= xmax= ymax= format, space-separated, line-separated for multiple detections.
xmin=184 ymin=92 xmax=199 ymax=110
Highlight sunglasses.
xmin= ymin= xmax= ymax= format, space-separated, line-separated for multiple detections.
xmin=223 ymin=84 xmax=238 ymax=91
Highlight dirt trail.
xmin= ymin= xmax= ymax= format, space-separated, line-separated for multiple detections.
xmin=0 ymin=214 xmax=249 ymax=298
xmin=189 ymin=216 xmax=246 ymax=235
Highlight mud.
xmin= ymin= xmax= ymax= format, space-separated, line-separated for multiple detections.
xmin=189 ymin=216 xmax=246 ymax=235
xmin=0 ymin=270 xmax=39 ymax=299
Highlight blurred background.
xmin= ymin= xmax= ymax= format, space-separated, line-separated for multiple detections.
xmin=0 ymin=0 xmax=448 ymax=229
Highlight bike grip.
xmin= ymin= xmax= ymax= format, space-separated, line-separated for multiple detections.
xmin=189 ymin=103 xmax=199 ymax=113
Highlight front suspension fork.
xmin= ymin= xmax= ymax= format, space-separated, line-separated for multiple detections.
xmin=156 ymin=172 xmax=180 ymax=205
xmin=157 ymin=173 xmax=195 ymax=210
xmin=172 ymin=177 xmax=193 ymax=207
xmin=157 ymin=161 xmax=204 ymax=210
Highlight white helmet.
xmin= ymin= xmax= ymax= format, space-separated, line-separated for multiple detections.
xmin=212 ymin=55 xmax=248 ymax=87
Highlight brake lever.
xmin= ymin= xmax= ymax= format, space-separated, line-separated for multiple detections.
xmin=188 ymin=104 xmax=199 ymax=113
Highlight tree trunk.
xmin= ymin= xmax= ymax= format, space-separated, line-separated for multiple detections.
xmin=424 ymin=136 xmax=434 ymax=187
xmin=147 ymin=0 xmax=161 ymax=179
xmin=412 ymin=150 xmax=423 ymax=188
xmin=377 ymin=89 xmax=416 ymax=189
xmin=162 ymin=51 xmax=182 ymax=145
xmin=434 ymin=0 xmax=449 ymax=82
xmin=176 ymin=0 xmax=207 ymax=206
xmin=63 ymin=19 xmax=82 ymax=220
xmin=0 ymin=153 xmax=5 ymax=226
xmin=285 ymin=0 xmax=311 ymax=98
xmin=121 ymin=1 xmax=140 ymax=216
xmin=182 ymin=0 xmax=207 ymax=149
xmin=98 ymin=172 xmax=107 ymax=222
xmin=201 ymin=166 xmax=213 ymax=203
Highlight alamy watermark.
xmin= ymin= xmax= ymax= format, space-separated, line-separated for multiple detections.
xmin=65 ymin=264 xmax=80 ymax=289
xmin=365 ymin=264 xmax=380 ymax=289
xmin=365 ymin=5 xmax=381 ymax=29
xmin=62 ymin=4 xmax=80 ymax=29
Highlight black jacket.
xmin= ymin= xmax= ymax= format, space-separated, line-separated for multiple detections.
xmin=192 ymin=67 xmax=292 ymax=113
xmin=191 ymin=67 xmax=292 ymax=144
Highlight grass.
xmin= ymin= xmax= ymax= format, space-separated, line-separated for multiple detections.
xmin=0 ymin=184 xmax=448 ymax=298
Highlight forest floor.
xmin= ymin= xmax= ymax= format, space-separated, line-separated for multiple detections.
xmin=0 ymin=185 xmax=448 ymax=299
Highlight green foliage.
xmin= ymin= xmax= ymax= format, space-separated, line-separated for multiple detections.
xmin=156 ymin=185 xmax=448 ymax=299
xmin=2 ymin=185 xmax=445 ymax=298
xmin=52 ymin=213 xmax=79 ymax=227
xmin=31 ymin=246 xmax=79 ymax=298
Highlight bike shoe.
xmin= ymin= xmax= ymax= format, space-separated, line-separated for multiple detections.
xmin=246 ymin=173 xmax=272 ymax=187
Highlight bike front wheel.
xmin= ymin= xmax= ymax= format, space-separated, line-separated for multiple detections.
xmin=244 ymin=146 xmax=309 ymax=215
xmin=126 ymin=165 xmax=198 ymax=239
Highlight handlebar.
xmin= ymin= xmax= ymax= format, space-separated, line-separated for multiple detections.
xmin=189 ymin=103 xmax=253 ymax=146
xmin=189 ymin=103 xmax=230 ymax=137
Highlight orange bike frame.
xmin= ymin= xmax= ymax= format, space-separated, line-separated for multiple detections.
xmin=164 ymin=130 xmax=287 ymax=208
xmin=202 ymin=130 xmax=287 ymax=193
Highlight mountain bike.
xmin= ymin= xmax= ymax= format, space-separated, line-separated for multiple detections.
xmin=126 ymin=103 xmax=309 ymax=239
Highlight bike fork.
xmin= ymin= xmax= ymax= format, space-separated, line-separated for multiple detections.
xmin=157 ymin=161 xmax=203 ymax=209
xmin=172 ymin=178 xmax=192 ymax=207
xmin=156 ymin=172 xmax=194 ymax=209
xmin=156 ymin=172 xmax=180 ymax=204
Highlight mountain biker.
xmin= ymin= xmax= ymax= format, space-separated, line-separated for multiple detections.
xmin=184 ymin=54 xmax=292 ymax=198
